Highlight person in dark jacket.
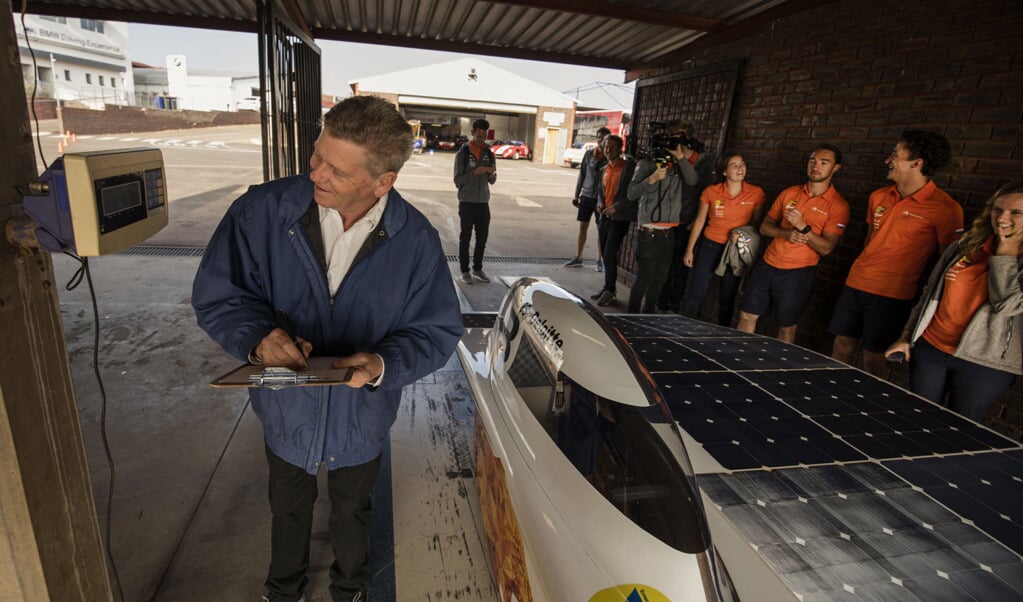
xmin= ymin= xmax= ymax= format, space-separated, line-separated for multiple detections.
xmin=589 ymin=135 xmax=636 ymax=306
xmin=886 ymin=181 xmax=1023 ymax=422
xmin=565 ymin=126 xmax=610 ymax=269
xmin=453 ymin=118 xmax=497 ymax=284
xmin=192 ymin=95 xmax=463 ymax=602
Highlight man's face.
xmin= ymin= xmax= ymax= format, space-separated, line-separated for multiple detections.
xmin=885 ymin=141 xmax=920 ymax=183
xmin=308 ymin=132 xmax=395 ymax=214
xmin=605 ymin=140 xmax=622 ymax=161
xmin=807 ymin=149 xmax=840 ymax=184
xmin=471 ymin=127 xmax=487 ymax=146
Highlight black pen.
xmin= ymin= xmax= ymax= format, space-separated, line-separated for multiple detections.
xmin=277 ymin=309 xmax=299 ymax=346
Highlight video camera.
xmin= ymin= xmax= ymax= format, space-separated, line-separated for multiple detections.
xmin=640 ymin=121 xmax=706 ymax=168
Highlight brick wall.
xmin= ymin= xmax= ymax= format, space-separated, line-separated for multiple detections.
xmin=633 ymin=0 xmax=1023 ymax=437
xmin=59 ymin=105 xmax=261 ymax=135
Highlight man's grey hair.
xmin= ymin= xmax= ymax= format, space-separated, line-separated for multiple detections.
xmin=322 ymin=95 xmax=414 ymax=176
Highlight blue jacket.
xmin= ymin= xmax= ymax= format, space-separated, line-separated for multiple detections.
xmin=192 ymin=175 xmax=463 ymax=473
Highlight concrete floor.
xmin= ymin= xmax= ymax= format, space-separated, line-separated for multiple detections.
xmin=53 ymin=250 xmax=632 ymax=601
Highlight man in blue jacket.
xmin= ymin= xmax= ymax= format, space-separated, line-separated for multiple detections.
xmin=192 ymin=95 xmax=462 ymax=602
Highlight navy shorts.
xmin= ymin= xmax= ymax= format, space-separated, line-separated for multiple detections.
xmin=739 ymin=261 xmax=817 ymax=327
xmin=828 ymin=285 xmax=913 ymax=352
xmin=576 ymin=196 xmax=598 ymax=222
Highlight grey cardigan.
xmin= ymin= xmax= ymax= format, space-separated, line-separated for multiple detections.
xmin=905 ymin=239 xmax=1023 ymax=375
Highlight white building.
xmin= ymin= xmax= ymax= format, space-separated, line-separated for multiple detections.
xmin=351 ymin=58 xmax=578 ymax=165
xmin=133 ymin=55 xmax=259 ymax=112
xmin=15 ymin=14 xmax=134 ymax=108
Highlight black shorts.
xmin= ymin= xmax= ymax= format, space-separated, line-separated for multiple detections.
xmin=576 ymin=196 xmax=598 ymax=222
xmin=739 ymin=261 xmax=817 ymax=327
xmin=828 ymin=285 xmax=913 ymax=352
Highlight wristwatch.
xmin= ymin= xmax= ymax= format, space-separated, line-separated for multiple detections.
xmin=798 ymin=224 xmax=812 ymax=234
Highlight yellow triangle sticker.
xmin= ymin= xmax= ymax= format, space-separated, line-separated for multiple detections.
xmin=589 ymin=584 xmax=671 ymax=602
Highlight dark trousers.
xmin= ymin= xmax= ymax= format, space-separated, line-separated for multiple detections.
xmin=909 ymin=338 xmax=1016 ymax=423
xmin=628 ymin=229 xmax=675 ymax=313
xmin=683 ymin=237 xmax=742 ymax=327
xmin=657 ymin=225 xmax=690 ymax=312
xmin=598 ymin=219 xmax=631 ymax=293
xmin=458 ymin=202 xmax=490 ymax=273
xmin=265 ymin=445 xmax=382 ymax=601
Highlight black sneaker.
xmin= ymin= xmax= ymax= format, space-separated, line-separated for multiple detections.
xmin=596 ymin=290 xmax=616 ymax=306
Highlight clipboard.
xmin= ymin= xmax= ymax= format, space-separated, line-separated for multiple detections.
xmin=210 ymin=357 xmax=353 ymax=389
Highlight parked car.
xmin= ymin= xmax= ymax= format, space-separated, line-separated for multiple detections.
xmin=435 ymin=137 xmax=458 ymax=151
xmin=235 ymin=97 xmax=261 ymax=111
xmin=492 ymin=140 xmax=531 ymax=160
xmin=563 ymin=141 xmax=597 ymax=168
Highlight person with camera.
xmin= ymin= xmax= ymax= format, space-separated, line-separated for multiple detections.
xmin=589 ymin=135 xmax=636 ymax=306
xmin=736 ymin=144 xmax=849 ymax=343
xmin=829 ymin=130 xmax=963 ymax=377
xmin=454 ymin=118 xmax=498 ymax=284
xmin=626 ymin=120 xmax=701 ymax=314
xmin=565 ymin=127 xmax=611 ymax=270
xmin=884 ymin=181 xmax=1023 ymax=422
xmin=681 ymin=152 xmax=766 ymax=326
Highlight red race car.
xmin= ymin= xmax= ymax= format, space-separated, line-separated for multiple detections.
xmin=491 ymin=140 xmax=531 ymax=160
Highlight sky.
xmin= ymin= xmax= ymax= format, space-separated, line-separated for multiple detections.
xmin=127 ymin=23 xmax=635 ymax=111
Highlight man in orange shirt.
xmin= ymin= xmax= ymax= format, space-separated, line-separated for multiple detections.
xmin=737 ymin=144 xmax=849 ymax=343
xmin=829 ymin=130 xmax=963 ymax=376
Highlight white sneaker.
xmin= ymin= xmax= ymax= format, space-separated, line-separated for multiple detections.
xmin=472 ymin=270 xmax=491 ymax=283
xmin=594 ymin=259 xmax=605 ymax=272
xmin=460 ymin=272 xmax=473 ymax=284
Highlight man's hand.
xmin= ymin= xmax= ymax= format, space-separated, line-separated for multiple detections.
xmin=604 ymin=204 xmax=616 ymax=217
xmin=787 ymin=230 xmax=810 ymax=244
xmin=729 ymin=229 xmax=741 ymax=243
xmin=253 ymin=328 xmax=311 ymax=369
xmin=473 ymin=166 xmax=496 ymax=176
xmin=885 ymin=338 xmax=911 ymax=363
xmin=333 ymin=353 xmax=384 ymax=388
xmin=783 ymin=207 xmax=807 ymax=231
xmin=572 ymin=198 xmax=580 ymax=207
xmin=647 ymin=166 xmax=669 ymax=185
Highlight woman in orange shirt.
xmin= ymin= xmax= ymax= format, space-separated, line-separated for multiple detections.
xmin=682 ymin=153 xmax=765 ymax=326
xmin=886 ymin=182 xmax=1023 ymax=422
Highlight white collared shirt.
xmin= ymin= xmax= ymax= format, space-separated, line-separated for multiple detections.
xmin=319 ymin=194 xmax=388 ymax=295
xmin=318 ymin=194 xmax=388 ymax=386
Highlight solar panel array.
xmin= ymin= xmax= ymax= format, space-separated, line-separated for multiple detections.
xmin=608 ymin=314 xmax=1023 ymax=600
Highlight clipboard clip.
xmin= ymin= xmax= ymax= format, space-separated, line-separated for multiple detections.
xmin=248 ymin=367 xmax=319 ymax=389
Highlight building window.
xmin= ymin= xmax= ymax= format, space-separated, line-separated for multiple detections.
xmin=111 ymin=78 xmax=117 ymax=88
xmin=64 ymin=70 xmax=71 ymax=81
xmin=85 ymin=73 xmax=92 ymax=84
xmin=40 ymin=16 xmax=67 ymax=24
xmin=98 ymin=75 xmax=104 ymax=86
xmin=80 ymin=19 xmax=104 ymax=33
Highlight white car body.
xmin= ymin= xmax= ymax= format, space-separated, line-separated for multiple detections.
xmin=458 ymin=278 xmax=1023 ymax=602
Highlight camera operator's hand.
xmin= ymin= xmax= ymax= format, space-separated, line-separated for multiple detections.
xmin=647 ymin=166 xmax=669 ymax=185
xmin=572 ymin=198 xmax=580 ymax=207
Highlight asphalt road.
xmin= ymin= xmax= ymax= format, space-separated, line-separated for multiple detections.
xmin=38 ymin=122 xmax=596 ymax=260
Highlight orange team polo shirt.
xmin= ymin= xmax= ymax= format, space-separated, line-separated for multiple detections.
xmin=846 ymin=181 xmax=964 ymax=299
xmin=699 ymin=181 xmax=766 ymax=244
xmin=602 ymin=159 xmax=625 ymax=207
xmin=762 ymin=184 xmax=850 ymax=270
xmin=922 ymin=238 xmax=993 ymax=355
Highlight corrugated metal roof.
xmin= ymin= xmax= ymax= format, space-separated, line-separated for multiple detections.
xmin=23 ymin=0 xmax=816 ymax=74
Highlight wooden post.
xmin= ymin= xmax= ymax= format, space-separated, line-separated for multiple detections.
xmin=1 ymin=1 xmax=112 ymax=599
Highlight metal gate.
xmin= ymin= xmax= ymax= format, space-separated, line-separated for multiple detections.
xmin=257 ymin=0 xmax=321 ymax=181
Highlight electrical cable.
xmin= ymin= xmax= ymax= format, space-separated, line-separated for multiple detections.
xmin=63 ymin=253 xmax=127 ymax=602
xmin=20 ymin=0 xmax=48 ymax=167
